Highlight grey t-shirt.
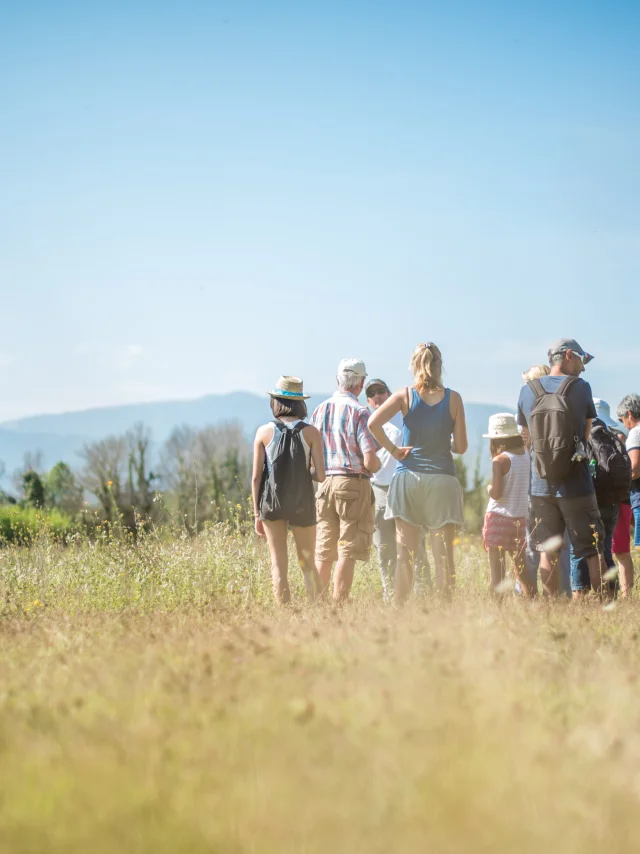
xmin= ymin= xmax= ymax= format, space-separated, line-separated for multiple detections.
xmin=516 ymin=375 xmax=596 ymax=498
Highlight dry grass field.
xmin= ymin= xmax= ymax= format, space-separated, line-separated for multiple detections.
xmin=1 ymin=528 xmax=639 ymax=853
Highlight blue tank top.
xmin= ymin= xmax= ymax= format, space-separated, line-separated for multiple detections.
xmin=396 ymin=388 xmax=456 ymax=476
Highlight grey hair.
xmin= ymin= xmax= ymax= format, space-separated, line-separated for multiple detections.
xmin=616 ymin=393 xmax=640 ymax=421
xmin=548 ymin=351 xmax=565 ymax=367
xmin=337 ymin=372 xmax=363 ymax=392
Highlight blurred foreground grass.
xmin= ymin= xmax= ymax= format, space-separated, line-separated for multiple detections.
xmin=0 ymin=529 xmax=639 ymax=852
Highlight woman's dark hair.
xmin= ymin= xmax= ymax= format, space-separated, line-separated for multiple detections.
xmin=270 ymin=396 xmax=308 ymax=419
xmin=490 ymin=435 xmax=524 ymax=458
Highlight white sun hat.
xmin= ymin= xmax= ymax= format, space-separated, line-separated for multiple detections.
xmin=483 ymin=412 xmax=521 ymax=440
xmin=593 ymin=398 xmax=626 ymax=434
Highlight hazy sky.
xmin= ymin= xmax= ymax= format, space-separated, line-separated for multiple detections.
xmin=1 ymin=0 xmax=639 ymax=421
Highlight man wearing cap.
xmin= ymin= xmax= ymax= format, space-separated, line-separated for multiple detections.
xmin=311 ymin=360 xmax=410 ymax=602
xmin=365 ymin=378 xmax=430 ymax=600
xmin=516 ymin=338 xmax=605 ymax=596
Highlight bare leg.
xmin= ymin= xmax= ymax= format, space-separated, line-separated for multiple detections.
xmin=315 ymin=560 xmax=333 ymax=597
xmin=395 ymin=519 xmax=421 ymax=606
xmin=292 ymin=525 xmax=321 ymax=601
xmin=512 ymin=542 xmax=534 ymax=597
xmin=333 ymin=557 xmax=356 ymax=603
xmin=539 ymin=550 xmax=559 ymax=596
xmin=431 ymin=524 xmax=457 ymax=597
xmin=488 ymin=547 xmax=506 ymax=595
xmin=262 ymin=520 xmax=291 ymax=605
xmin=615 ymin=552 xmax=634 ymax=596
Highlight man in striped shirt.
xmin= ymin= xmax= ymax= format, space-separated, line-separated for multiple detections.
xmin=311 ymin=358 xmax=382 ymax=602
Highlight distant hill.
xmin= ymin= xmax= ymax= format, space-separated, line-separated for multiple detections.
xmin=0 ymin=393 xmax=513 ymax=480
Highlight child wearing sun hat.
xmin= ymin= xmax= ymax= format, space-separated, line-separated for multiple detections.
xmin=482 ymin=413 xmax=533 ymax=596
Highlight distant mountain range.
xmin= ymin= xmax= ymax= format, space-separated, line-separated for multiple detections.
xmin=0 ymin=393 xmax=513 ymax=481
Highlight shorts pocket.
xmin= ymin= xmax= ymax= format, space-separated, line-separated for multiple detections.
xmin=334 ymin=489 xmax=362 ymax=521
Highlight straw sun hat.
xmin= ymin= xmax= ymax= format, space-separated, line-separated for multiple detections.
xmin=483 ymin=413 xmax=521 ymax=440
xmin=267 ymin=376 xmax=309 ymax=400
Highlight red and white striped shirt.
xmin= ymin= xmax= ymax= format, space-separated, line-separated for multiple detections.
xmin=311 ymin=391 xmax=380 ymax=476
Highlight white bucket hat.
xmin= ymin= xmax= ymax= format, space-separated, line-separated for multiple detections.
xmin=483 ymin=412 xmax=521 ymax=440
xmin=593 ymin=398 xmax=626 ymax=434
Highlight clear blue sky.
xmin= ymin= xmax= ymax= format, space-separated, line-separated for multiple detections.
xmin=1 ymin=0 xmax=639 ymax=420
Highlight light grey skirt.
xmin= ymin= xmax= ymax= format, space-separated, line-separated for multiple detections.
xmin=385 ymin=470 xmax=464 ymax=530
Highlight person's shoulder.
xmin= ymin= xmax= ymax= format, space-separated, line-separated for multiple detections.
xmin=301 ymin=422 xmax=321 ymax=438
xmin=627 ymin=426 xmax=640 ymax=448
xmin=255 ymin=422 xmax=274 ymax=442
xmin=448 ymin=389 xmax=463 ymax=405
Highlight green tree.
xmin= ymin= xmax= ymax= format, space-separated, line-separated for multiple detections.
xmin=21 ymin=470 xmax=45 ymax=509
xmin=46 ymin=462 xmax=84 ymax=516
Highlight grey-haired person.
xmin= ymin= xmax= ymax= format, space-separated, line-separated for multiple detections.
xmin=311 ymin=360 xmax=412 ymax=602
xmin=252 ymin=376 xmax=326 ymax=605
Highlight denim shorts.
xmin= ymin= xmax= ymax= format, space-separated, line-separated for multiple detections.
xmin=570 ymin=503 xmax=618 ymax=592
xmin=529 ymin=492 xmax=605 ymax=559
xmin=634 ymin=507 xmax=640 ymax=549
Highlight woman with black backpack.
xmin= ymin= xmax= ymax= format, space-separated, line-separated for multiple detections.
xmin=251 ymin=376 xmax=326 ymax=604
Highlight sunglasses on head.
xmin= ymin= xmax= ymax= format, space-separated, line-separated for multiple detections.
xmin=367 ymin=387 xmax=387 ymax=396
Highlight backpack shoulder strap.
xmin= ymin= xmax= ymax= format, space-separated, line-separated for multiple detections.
xmin=557 ymin=376 xmax=579 ymax=398
xmin=527 ymin=379 xmax=546 ymax=400
xmin=291 ymin=421 xmax=307 ymax=435
xmin=272 ymin=419 xmax=286 ymax=432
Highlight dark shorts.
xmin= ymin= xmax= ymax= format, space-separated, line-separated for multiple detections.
xmin=529 ymin=493 xmax=605 ymax=559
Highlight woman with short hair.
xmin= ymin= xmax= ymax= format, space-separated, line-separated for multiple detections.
xmin=252 ymin=376 xmax=326 ymax=604
xmin=368 ymin=343 xmax=468 ymax=603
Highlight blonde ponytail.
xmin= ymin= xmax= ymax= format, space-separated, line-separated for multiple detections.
xmin=410 ymin=342 xmax=444 ymax=394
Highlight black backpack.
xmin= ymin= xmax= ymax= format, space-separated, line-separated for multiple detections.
xmin=527 ymin=376 xmax=580 ymax=481
xmin=258 ymin=420 xmax=315 ymax=524
xmin=588 ymin=419 xmax=631 ymax=504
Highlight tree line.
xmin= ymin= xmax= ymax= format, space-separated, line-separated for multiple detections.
xmin=0 ymin=421 xmax=487 ymax=537
xmin=0 ymin=421 xmax=252 ymax=535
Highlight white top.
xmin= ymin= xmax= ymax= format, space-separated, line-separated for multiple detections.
xmin=372 ymin=422 xmax=402 ymax=487
xmin=263 ymin=420 xmax=311 ymax=471
xmin=486 ymin=450 xmax=530 ymax=518
xmin=626 ymin=426 xmax=640 ymax=452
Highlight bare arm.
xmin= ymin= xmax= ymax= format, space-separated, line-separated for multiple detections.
xmin=629 ymin=448 xmax=640 ymax=480
xmin=450 ymin=391 xmax=468 ymax=455
xmin=487 ymin=455 xmax=510 ymax=501
xmin=303 ymin=425 xmax=326 ymax=483
xmin=520 ymin=426 xmax=531 ymax=450
xmin=251 ymin=427 xmax=268 ymax=536
xmin=368 ymin=389 xmax=412 ymax=461
xmin=363 ymin=449 xmax=381 ymax=474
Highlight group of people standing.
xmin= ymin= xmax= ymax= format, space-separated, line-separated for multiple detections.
xmin=251 ymin=338 xmax=639 ymax=606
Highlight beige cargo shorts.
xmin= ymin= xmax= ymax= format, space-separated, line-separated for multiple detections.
xmin=315 ymin=476 xmax=375 ymax=563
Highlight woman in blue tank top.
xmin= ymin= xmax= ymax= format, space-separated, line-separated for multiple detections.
xmin=368 ymin=343 xmax=468 ymax=603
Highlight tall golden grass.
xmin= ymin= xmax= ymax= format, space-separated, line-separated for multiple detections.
xmin=0 ymin=528 xmax=638 ymax=852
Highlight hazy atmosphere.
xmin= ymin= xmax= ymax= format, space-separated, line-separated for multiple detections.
xmin=2 ymin=4 xmax=640 ymax=853
xmin=2 ymin=0 xmax=639 ymax=422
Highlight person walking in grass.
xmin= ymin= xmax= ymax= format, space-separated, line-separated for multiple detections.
xmin=311 ymin=359 xmax=395 ymax=602
xmin=517 ymin=338 xmax=605 ymax=597
xmin=252 ymin=376 xmax=326 ymax=605
xmin=482 ymin=413 xmax=533 ymax=596
xmin=368 ymin=343 xmax=467 ymax=604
